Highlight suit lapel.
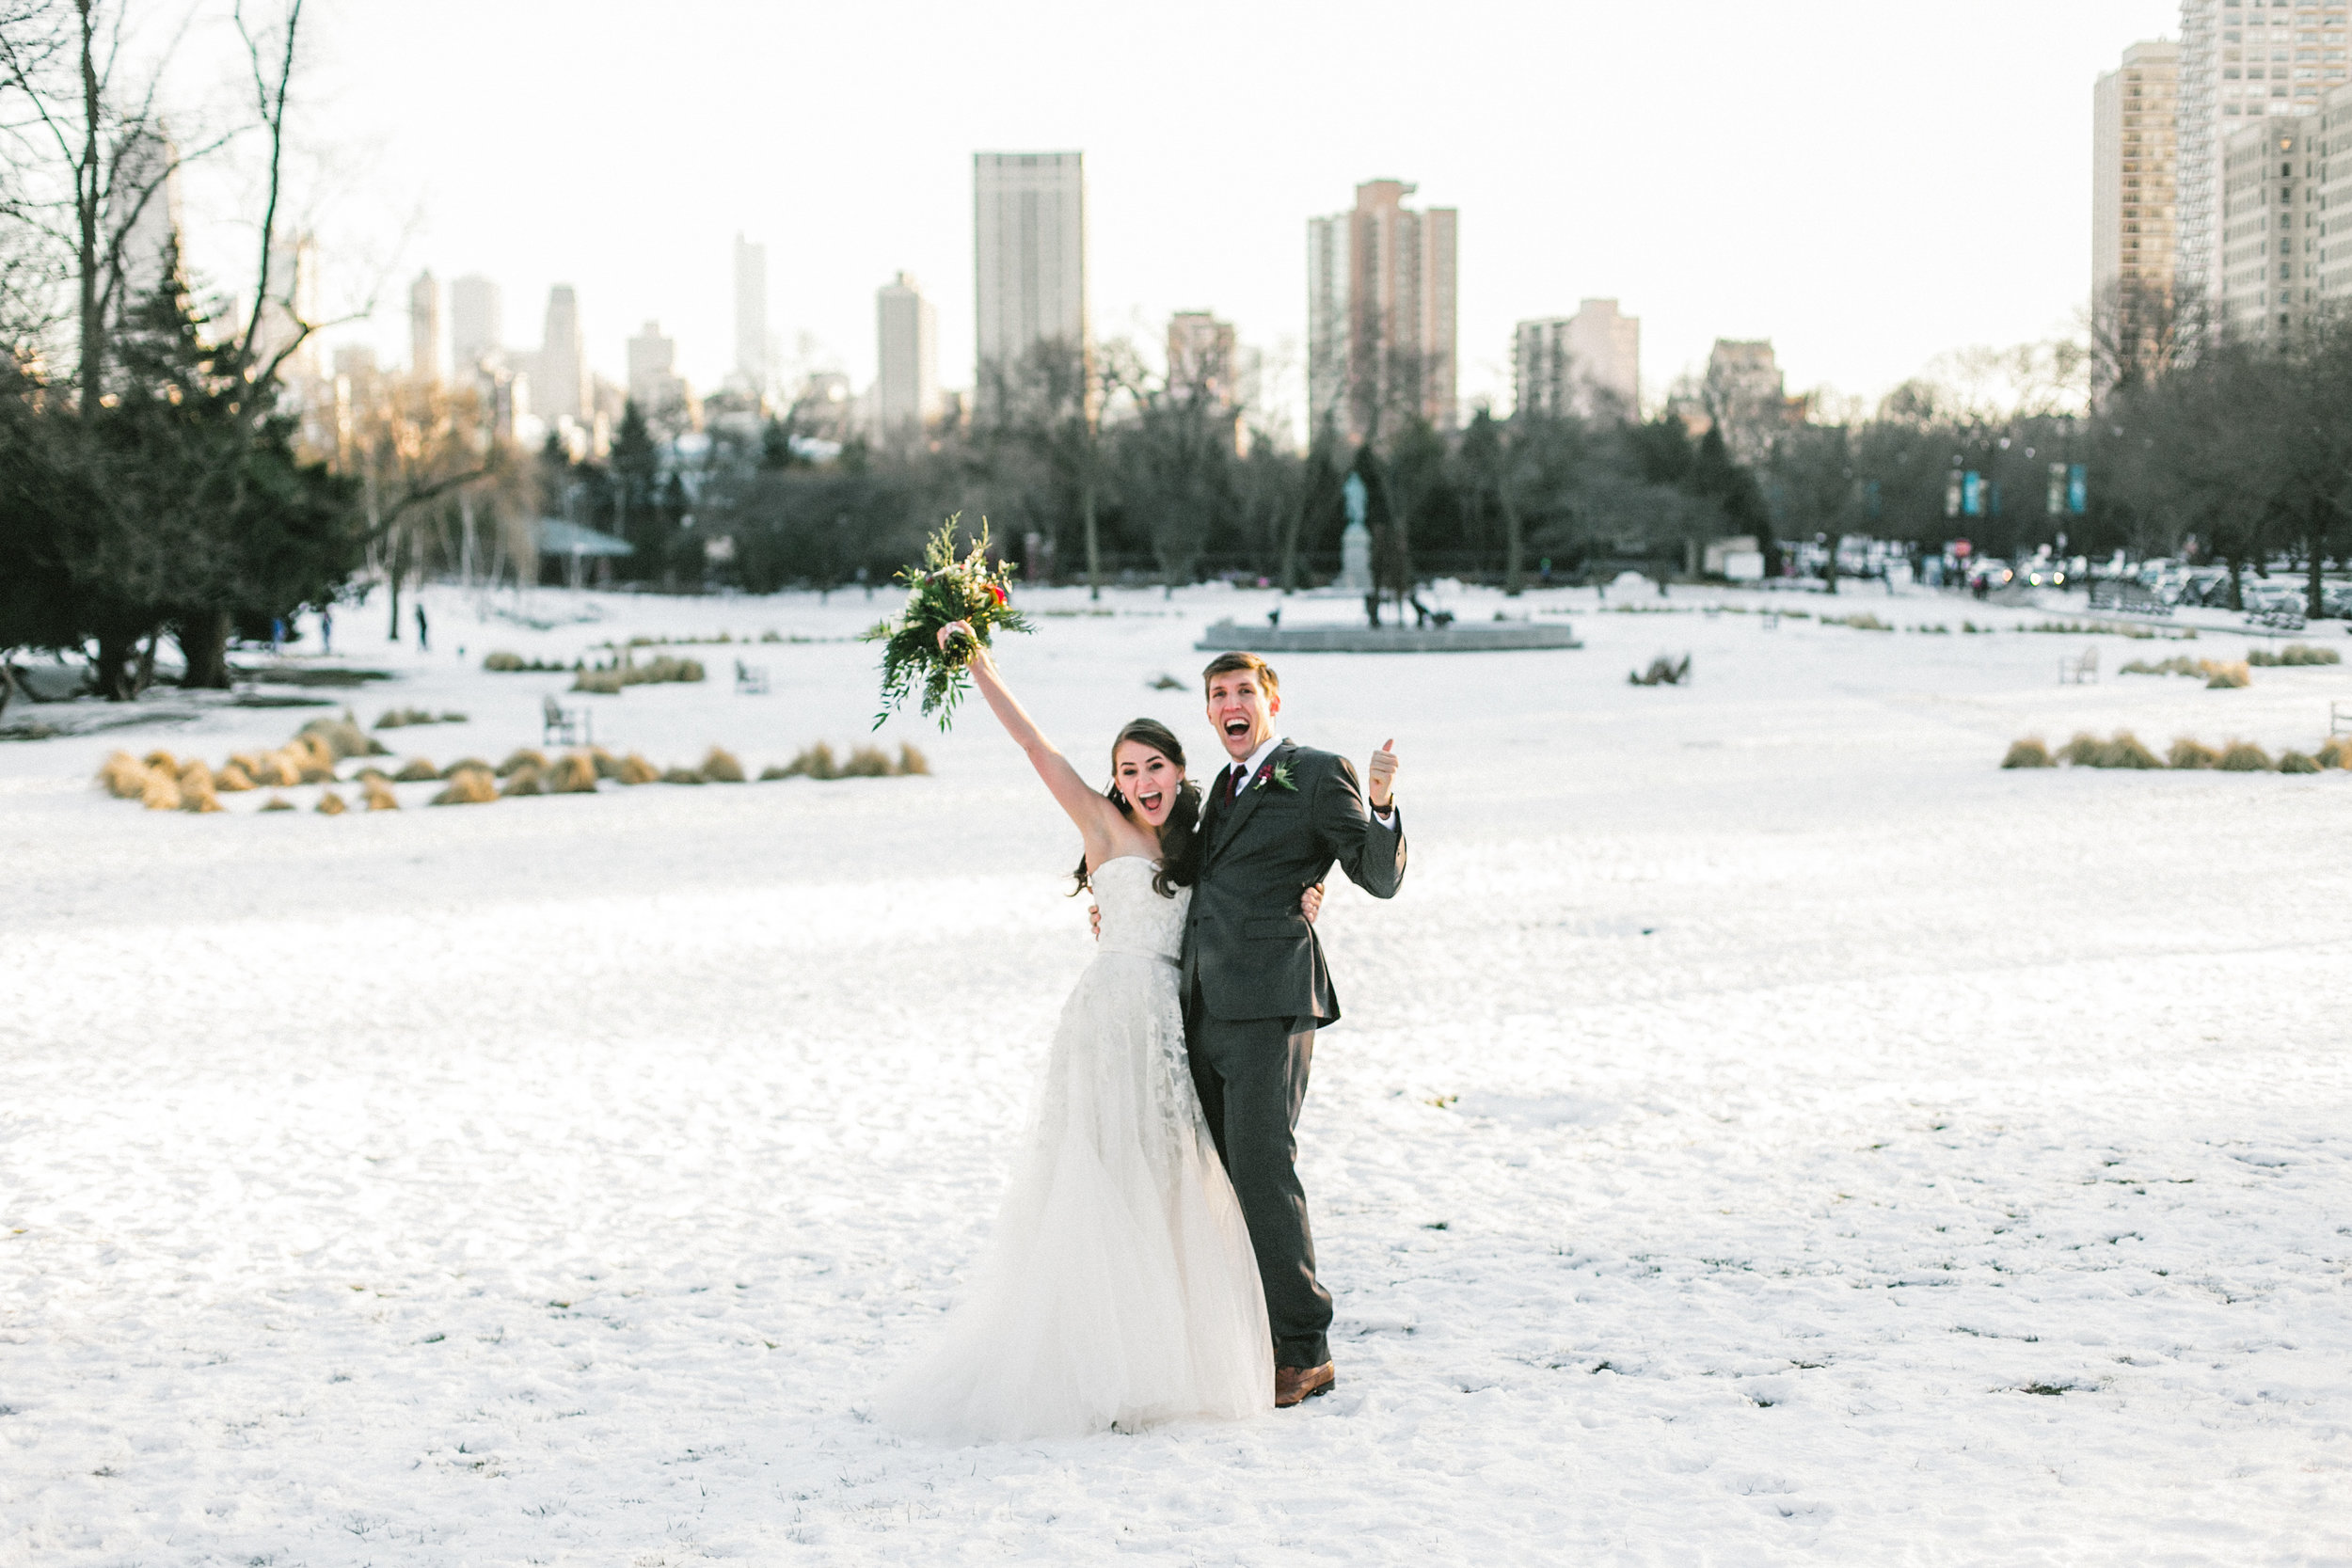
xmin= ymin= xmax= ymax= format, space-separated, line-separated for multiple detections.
xmin=1210 ymin=739 xmax=1294 ymax=862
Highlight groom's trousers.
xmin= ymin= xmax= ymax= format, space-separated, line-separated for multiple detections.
xmin=1185 ymin=998 xmax=1332 ymax=1370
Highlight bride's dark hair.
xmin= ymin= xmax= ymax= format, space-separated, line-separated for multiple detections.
xmin=1072 ymin=718 xmax=1201 ymax=899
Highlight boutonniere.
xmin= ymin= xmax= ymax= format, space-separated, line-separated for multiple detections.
xmin=1257 ymin=760 xmax=1297 ymax=793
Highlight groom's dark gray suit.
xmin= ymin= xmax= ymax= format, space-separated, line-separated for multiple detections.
xmin=1180 ymin=737 xmax=1406 ymax=1370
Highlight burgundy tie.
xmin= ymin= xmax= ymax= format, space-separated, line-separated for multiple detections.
xmin=1228 ymin=764 xmax=1246 ymax=803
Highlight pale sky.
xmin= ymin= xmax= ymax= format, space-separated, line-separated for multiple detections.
xmin=185 ymin=0 xmax=2181 ymax=429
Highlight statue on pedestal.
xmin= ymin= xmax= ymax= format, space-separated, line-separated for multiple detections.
xmin=1339 ymin=472 xmax=1373 ymax=594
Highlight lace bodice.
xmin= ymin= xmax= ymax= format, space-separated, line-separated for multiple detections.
xmin=1091 ymin=856 xmax=1187 ymax=963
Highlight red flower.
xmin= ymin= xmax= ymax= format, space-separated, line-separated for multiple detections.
xmin=989 ymin=583 xmax=1008 ymax=606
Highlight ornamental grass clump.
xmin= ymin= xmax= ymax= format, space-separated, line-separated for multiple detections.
xmin=299 ymin=715 xmax=389 ymax=760
xmin=2120 ymin=655 xmax=2201 ymax=677
xmin=259 ymin=794 xmax=295 ymax=812
xmin=2094 ymin=731 xmax=2163 ymax=769
xmin=2318 ymin=737 xmax=2352 ymax=768
xmin=701 ymin=746 xmax=746 ymax=783
xmin=864 ymin=515 xmax=1034 ymax=730
xmin=616 ymin=752 xmax=660 ymax=785
xmin=441 ymin=756 xmax=491 ymax=780
xmin=2246 ymin=642 xmax=2341 ymax=667
xmin=361 ymin=777 xmax=400 ymax=811
xmin=588 ymin=748 xmax=624 ymax=781
xmin=2202 ymin=659 xmax=2250 ymax=689
xmin=660 ymin=765 xmax=707 ymax=785
xmin=98 ymin=752 xmax=148 ymax=800
xmin=782 ymin=741 xmax=837 ymax=780
xmin=2001 ymin=737 xmax=2055 ymax=768
xmin=2058 ymin=732 xmax=2105 ymax=767
xmin=2278 ymin=750 xmax=2323 ymax=774
xmin=394 ymin=758 xmax=438 ymax=783
xmin=2168 ymin=737 xmax=2218 ymax=769
xmin=548 ymin=752 xmax=599 ymax=794
xmin=315 ymin=789 xmax=348 ymax=816
xmin=2217 ymin=740 xmax=2274 ymax=771
xmin=496 ymin=748 xmax=548 ymax=777
xmin=501 ymin=765 xmax=545 ymax=797
xmin=898 ymin=743 xmax=930 ymax=776
xmin=176 ymin=760 xmax=221 ymax=814
xmin=431 ymin=768 xmax=498 ymax=806
xmin=139 ymin=769 xmax=182 ymax=810
xmin=1629 ymin=654 xmax=1691 ymax=686
xmin=215 ymin=761 xmax=256 ymax=792
xmin=841 ymin=744 xmax=896 ymax=777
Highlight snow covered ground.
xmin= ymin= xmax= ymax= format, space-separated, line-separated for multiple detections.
xmin=4 ymin=580 xmax=2349 ymax=1565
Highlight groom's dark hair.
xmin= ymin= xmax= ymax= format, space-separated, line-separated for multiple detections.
xmin=1200 ymin=650 xmax=1279 ymax=697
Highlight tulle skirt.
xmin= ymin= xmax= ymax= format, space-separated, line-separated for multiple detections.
xmin=878 ymin=951 xmax=1274 ymax=1444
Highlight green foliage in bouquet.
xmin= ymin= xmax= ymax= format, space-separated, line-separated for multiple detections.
xmin=865 ymin=515 xmax=1034 ymax=730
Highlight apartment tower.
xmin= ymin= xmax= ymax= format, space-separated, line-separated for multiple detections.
xmin=734 ymin=234 xmax=770 ymax=394
xmin=1307 ymin=179 xmax=1458 ymax=442
xmin=2220 ymin=115 xmax=2320 ymax=343
xmin=973 ymin=151 xmax=1089 ymax=403
xmin=408 ymin=270 xmax=442 ymax=385
xmin=2093 ymin=42 xmax=2183 ymax=327
xmin=1514 ymin=299 xmax=1640 ymax=420
xmin=535 ymin=284 xmax=588 ymax=424
xmin=874 ymin=272 xmax=940 ymax=440
xmin=2177 ymin=0 xmax=2351 ymax=315
xmin=450 ymin=276 xmax=502 ymax=373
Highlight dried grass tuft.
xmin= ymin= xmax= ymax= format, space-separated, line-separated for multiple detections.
xmin=259 ymin=794 xmax=296 ymax=812
xmin=758 ymin=763 xmax=791 ymax=781
xmin=440 ymin=756 xmax=491 ymax=780
xmin=298 ymin=715 xmax=389 ymax=759
xmin=496 ymin=748 xmax=548 ymax=778
xmin=2278 ymin=750 xmax=2323 ymax=774
xmin=141 ymin=749 xmax=179 ymax=772
xmin=361 ymin=777 xmax=400 ymax=810
xmin=660 ymin=766 xmax=708 ymax=785
xmin=841 ymin=745 xmax=896 ymax=777
xmin=315 ymin=789 xmax=348 ymax=816
xmin=483 ymin=650 xmax=526 ymax=672
xmin=431 ymin=768 xmax=499 ymax=806
xmin=2167 ymin=737 xmax=2218 ymax=769
xmin=2058 ymin=732 xmax=2104 ymax=767
xmin=783 ymin=742 xmax=837 ymax=780
xmin=700 ymin=746 xmax=746 ymax=783
xmin=588 ymin=747 xmax=624 ymax=780
xmin=394 ymin=758 xmax=439 ymax=783
xmin=548 ymin=752 xmax=599 ymax=793
xmin=2246 ymin=642 xmax=2342 ymax=667
xmin=616 ymin=752 xmax=660 ymax=785
xmin=179 ymin=772 xmax=222 ymax=813
xmin=2318 ymin=737 xmax=2352 ymax=769
xmin=2201 ymin=659 xmax=2250 ymax=689
xmin=501 ymin=765 xmax=545 ymax=797
xmin=215 ymin=761 xmax=256 ymax=792
xmin=139 ymin=770 xmax=183 ymax=810
xmin=99 ymin=752 xmax=149 ymax=799
xmin=2001 ymin=737 xmax=2055 ymax=768
xmin=2217 ymin=739 xmax=2274 ymax=771
xmin=897 ymin=743 xmax=930 ymax=776
xmin=2095 ymin=732 xmax=2164 ymax=769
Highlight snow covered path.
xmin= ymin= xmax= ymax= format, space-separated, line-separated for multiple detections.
xmin=4 ymin=586 xmax=2349 ymax=1563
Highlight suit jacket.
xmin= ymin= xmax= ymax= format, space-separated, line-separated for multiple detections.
xmin=1180 ymin=738 xmax=1406 ymax=1025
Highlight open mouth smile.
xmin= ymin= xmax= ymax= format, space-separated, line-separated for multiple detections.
xmin=1137 ymin=788 xmax=1164 ymax=813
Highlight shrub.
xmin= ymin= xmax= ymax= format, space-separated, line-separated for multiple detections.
xmin=259 ymin=794 xmax=296 ymax=812
xmin=298 ymin=715 xmax=389 ymax=759
xmin=483 ymin=651 xmax=526 ymax=672
xmin=440 ymin=757 xmax=492 ymax=780
xmin=572 ymin=666 xmax=625 ymax=694
xmin=842 ymin=745 xmax=896 ymax=777
xmin=547 ymin=752 xmax=599 ymax=793
xmin=2058 ymin=732 xmax=2104 ymax=767
xmin=2202 ymin=660 xmax=2250 ymax=689
xmin=98 ymin=752 xmax=148 ymax=799
xmin=316 ymin=789 xmax=349 ymax=815
xmin=215 ymin=762 xmax=256 ymax=792
xmin=2247 ymin=642 xmax=2342 ymax=667
xmin=2217 ymin=740 xmax=2274 ymax=771
xmin=701 ymin=746 xmax=746 ymax=784
xmin=501 ymin=765 xmax=545 ymax=797
xmin=2168 ymin=737 xmax=2218 ymax=769
xmin=660 ymin=766 xmax=707 ymax=784
xmin=783 ymin=742 xmax=838 ymax=780
xmin=362 ymin=778 xmax=400 ymax=811
xmin=139 ymin=770 xmax=182 ymax=810
xmin=2095 ymin=732 xmax=2163 ymax=769
xmin=898 ymin=743 xmax=930 ymax=776
xmin=394 ymin=758 xmax=438 ymax=783
xmin=431 ymin=768 xmax=498 ymax=805
xmin=2001 ymin=737 xmax=2055 ymax=768
xmin=496 ymin=748 xmax=548 ymax=777
xmin=2279 ymin=750 xmax=2323 ymax=774
xmin=616 ymin=752 xmax=660 ymax=785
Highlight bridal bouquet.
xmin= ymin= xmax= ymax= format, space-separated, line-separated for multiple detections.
xmin=865 ymin=515 xmax=1034 ymax=730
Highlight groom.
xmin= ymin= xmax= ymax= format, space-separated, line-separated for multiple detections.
xmin=1181 ymin=650 xmax=1406 ymax=1408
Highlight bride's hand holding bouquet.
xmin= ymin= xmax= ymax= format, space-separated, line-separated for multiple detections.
xmin=864 ymin=515 xmax=1033 ymax=731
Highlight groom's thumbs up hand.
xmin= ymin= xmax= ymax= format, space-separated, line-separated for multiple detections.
xmin=1367 ymin=739 xmax=1397 ymax=810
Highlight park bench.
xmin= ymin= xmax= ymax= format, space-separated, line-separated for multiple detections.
xmin=2059 ymin=647 xmax=2098 ymax=686
xmin=542 ymin=693 xmax=592 ymax=746
xmin=735 ymin=658 xmax=771 ymax=695
xmin=2332 ymin=699 xmax=2352 ymax=737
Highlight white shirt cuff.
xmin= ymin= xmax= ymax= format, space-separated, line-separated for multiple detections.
xmin=1372 ymin=803 xmax=1397 ymax=828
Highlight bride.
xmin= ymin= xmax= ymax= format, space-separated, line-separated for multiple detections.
xmin=877 ymin=622 xmax=1312 ymax=1443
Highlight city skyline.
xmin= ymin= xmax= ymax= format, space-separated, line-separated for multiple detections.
xmin=181 ymin=0 xmax=2179 ymax=429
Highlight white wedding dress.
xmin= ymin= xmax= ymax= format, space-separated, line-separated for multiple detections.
xmin=879 ymin=856 xmax=1274 ymax=1443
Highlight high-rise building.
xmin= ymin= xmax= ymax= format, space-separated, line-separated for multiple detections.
xmin=626 ymin=319 xmax=691 ymax=416
xmin=1701 ymin=340 xmax=1796 ymax=462
xmin=1514 ymin=299 xmax=1640 ymax=420
xmin=1306 ymin=179 xmax=1458 ymax=442
xmin=974 ymin=151 xmax=1089 ymax=398
xmin=450 ymin=275 xmax=502 ymax=372
xmin=408 ymin=270 xmax=442 ymax=385
xmin=873 ymin=271 xmax=940 ymax=439
xmin=2093 ymin=42 xmax=2182 ymax=321
xmin=535 ymin=284 xmax=587 ymax=424
xmin=2176 ymin=0 xmax=2350 ymax=316
xmin=2221 ymin=114 xmax=2319 ymax=344
xmin=2317 ymin=82 xmax=2352 ymax=295
xmin=253 ymin=232 xmax=317 ymax=379
xmin=1167 ymin=311 xmax=1238 ymax=404
xmin=115 ymin=127 xmax=183 ymax=321
xmin=734 ymin=234 xmax=770 ymax=394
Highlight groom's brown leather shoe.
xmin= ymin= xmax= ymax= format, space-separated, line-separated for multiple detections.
xmin=1275 ymin=1362 xmax=1336 ymax=1407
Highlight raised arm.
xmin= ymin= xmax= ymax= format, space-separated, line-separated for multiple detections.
xmin=940 ymin=622 xmax=1119 ymax=848
xmin=1311 ymin=751 xmax=1406 ymax=899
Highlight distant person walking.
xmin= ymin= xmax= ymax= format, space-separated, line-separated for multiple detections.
xmin=321 ymin=607 xmax=333 ymax=655
xmin=415 ymin=604 xmax=430 ymax=651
